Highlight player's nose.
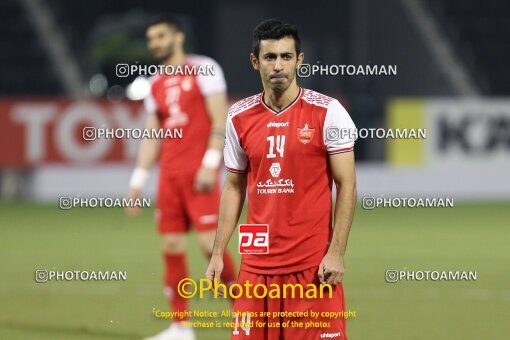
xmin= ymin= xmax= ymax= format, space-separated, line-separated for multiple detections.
xmin=274 ymin=57 xmax=284 ymax=71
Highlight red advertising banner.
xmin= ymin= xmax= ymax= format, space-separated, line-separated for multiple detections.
xmin=0 ymin=99 xmax=145 ymax=167
xmin=0 ymin=96 xmax=346 ymax=168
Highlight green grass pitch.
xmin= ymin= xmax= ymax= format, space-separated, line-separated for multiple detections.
xmin=0 ymin=201 xmax=509 ymax=339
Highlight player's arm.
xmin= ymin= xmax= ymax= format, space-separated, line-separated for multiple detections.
xmin=194 ymin=91 xmax=228 ymax=192
xmin=319 ymin=152 xmax=356 ymax=284
xmin=206 ymin=105 xmax=247 ymax=284
xmin=319 ymin=99 xmax=357 ymax=284
xmin=125 ymin=113 xmax=161 ymax=216
xmin=205 ymin=171 xmax=247 ymax=282
xmin=194 ymin=56 xmax=229 ymax=192
xmin=205 ymin=92 xmax=228 ymax=151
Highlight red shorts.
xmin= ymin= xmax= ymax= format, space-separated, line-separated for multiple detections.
xmin=156 ymin=169 xmax=220 ymax=234
xmin=231 ymin=267 xmax=348 ymax=340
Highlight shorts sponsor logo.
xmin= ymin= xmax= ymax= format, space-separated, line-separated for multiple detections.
xmin=320 ymin=331 xmax=342 ymax=338
xmin=198 ymin=214 xmax=218 ymax=224
xmin=239 ymin=224 xmax=269 ymax=254
xmin=297 ymin=123 xmax=315 ymax=144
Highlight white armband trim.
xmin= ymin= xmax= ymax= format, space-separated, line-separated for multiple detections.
xmin=201 ymin=149 xmax=222 ymax=169
xmin=129 ymin=167 xmax=149 ymax=189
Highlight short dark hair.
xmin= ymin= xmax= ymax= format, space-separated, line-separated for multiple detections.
xmin=148 ymin=14 xmax=183 ymax=32
xmin=252 ymin=19 xmax=301 ymax=58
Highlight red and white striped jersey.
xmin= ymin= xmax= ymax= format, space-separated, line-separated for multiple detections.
xmin=224 ymin=88 xmax=356 ymax=274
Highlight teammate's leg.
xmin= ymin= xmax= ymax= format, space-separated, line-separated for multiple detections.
xmin=161 ymin=233 xmax=189 ymax=320
xmin=156 ymin=172 xmax=192 ymax=320
xmin=145 ymin=174 xmax=195 ymax=339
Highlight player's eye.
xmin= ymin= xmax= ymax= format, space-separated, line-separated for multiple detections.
xmin=264 ymin=55 xmax=275 ymax=61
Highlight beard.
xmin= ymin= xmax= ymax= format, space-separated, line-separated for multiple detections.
xmin=271 ymin=82 xmax=287 ymax=92
xmin=154 ymin=44 xmax=175 ymax=62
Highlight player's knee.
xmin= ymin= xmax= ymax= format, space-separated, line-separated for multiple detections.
xmin=162 ymin=235 xmax=186 ymax=253
xmin=197 ymin=231 xmax=215 ymax=254
xmin=199 ymin=241 xmax=214 ymax=255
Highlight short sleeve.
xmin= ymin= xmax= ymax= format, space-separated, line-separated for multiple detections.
xmin=224 ymin=116 xmax=248 ymax=173
xmin=323 ymin=99 xmax=357 ymax=154
xmin=196 ymin=58 xmax=227 ymax=96
xmin=143 ymin=92 xmax=157 ymax=114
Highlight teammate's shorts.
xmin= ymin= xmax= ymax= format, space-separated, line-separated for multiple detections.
xmin=231 ymin=266 xmax=347 ymax=340
xmin=156 ymin=169 xmax=220 ymax=233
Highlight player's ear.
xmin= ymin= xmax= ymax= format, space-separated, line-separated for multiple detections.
xmin=250 ymin=53 xmax=259 ymax=71
xmin=176 ymin=31 xmax=185 ymax=46
xmin=296 ymin=52 xmax=304 ymax=67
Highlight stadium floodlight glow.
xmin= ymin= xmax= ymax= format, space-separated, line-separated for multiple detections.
xmin=126 ymin=76 xmax=151 ymax=101
xmin=106 ymin=85 xmax=125 ymax=102
xmin=89 ymin=73 xmax=108 ymax=96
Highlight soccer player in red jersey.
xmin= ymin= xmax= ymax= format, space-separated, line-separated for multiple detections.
xmin=205 ymin=19 xmax=357 ymax=339
xmin=125 ymin=14 xmax=237 ymax=340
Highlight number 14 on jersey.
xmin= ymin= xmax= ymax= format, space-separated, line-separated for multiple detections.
xmin=266 ymin=135 xmax=285 ymax=158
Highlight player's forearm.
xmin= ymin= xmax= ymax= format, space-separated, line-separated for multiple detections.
xmin=135 ymin=137 xmax=160 ymax=170
xmin=129 ymin=114 xmax=161 ymax=190
xmin=329 ymin=180 xmax=357 ymax=256
xmin=128 ymin=137 xmax=160 ymax=190
xmin=212 ymin=179 xmax=246 ymax=256
xmin=201 ymin=130 xmax=224 ymax=170
xmin=206 ymin=121 xmax=225 ymax=151
xmin=206 ymin=93 xmax=227 ymax=147
xmin=202 ymin=92 xmax=227 ymax=166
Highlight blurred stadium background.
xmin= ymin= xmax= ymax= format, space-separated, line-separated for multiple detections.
xmin=1 ymin=0 xmax=509 ymax=339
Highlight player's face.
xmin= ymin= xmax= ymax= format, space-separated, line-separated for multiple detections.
xmin=251 ymin=37 xmax=304 ymax=93
xmin=146 ymin=24 xmax=184 ymax=61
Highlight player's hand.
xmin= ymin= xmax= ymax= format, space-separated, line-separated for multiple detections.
xmin=194 ymin=166 xmax=216 ymax=192
xmin=205 ymin=254 xmax=225 ymax=296
xmin=318 ymin=252 xmax=345 ymax=285
xmin=125 ymin=188 xmax=142 ymax=216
